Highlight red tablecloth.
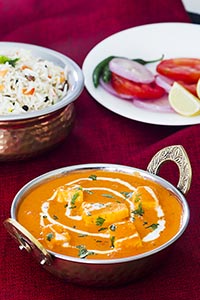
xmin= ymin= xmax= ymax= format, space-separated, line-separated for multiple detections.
xmin=1 ymin=1 xmax=199 ymax=300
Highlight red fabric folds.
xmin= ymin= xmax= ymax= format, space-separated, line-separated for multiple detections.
xmin=1 ymin=1 xmax=200 ymax=300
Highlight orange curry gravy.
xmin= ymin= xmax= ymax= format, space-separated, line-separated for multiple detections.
xmin=17 ymin=169 xmax=183 ymax=259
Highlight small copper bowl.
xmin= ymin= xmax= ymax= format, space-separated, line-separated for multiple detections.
xmin=0 ymin=42 xmax=84 ymax=160
xmin=4 ymin=145 xmax=192 ymax=287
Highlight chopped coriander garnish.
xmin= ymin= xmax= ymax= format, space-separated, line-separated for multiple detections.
xmin=121 ymin=191 xmax=133 ymax=199
xmin=145 ymin=223 xmax=159 ymax=230
xmin=71 ymin=192 xmax=79 ymax=205
xmin=53 ymin=215 xmax=58 ymax=220
xmin=88 ymin=174 xmax=97 ymax=180
xmin=96 ymin=216 xmax=105 ymax=226
xmin=98 ymin=227 xmax=108 ymax=232
xmin=76 ymin=245 xmax=95 ymax=259
xmin=85 ymin=189 xmax=93 ymax=195
xmin=76 ymin=186 xmax=83 ymax=191
xmin=110 ymin=236 xmax=115 ymax=248
xmin=0 ymin=55 xmax=19 ymax=67
xmin=134 ymin=193 xmax=141 ymax=203
xmin=101 ymin=193 xmax=114 ymax=198
xmin=46 ymin=232 xmax=54 ymax=241
xmin=132 ymin=203 xmax=144 ymax=216
xmin=78 ymin=234 xmax=88 ymax=237
xmin=68 ymin=205 xmax=77 ymax=210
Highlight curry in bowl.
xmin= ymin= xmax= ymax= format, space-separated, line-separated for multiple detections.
xmin=5 ymin=145 xmax=191 ymax=286
xmin=17 ymin=168 xmax=183 ymax=260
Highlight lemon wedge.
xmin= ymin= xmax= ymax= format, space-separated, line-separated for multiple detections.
xmin=196 ymin=78 xmax=200 ymax=99
xmin=169 ymin=82 xmax=200 ymax=116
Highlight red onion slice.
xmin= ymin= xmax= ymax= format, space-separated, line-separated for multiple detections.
xmin=109 ymin=57 xmax=155 ymax=84
xmin=155 ymin=75 xmax=174 ymax=93
xmin=133 ymin=97 xmax=174 ymax=113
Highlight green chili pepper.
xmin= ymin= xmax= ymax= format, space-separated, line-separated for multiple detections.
xmin=132 ymin=54 xmax=164 ymax=65
xmin=92 ymin=54 xmax=164 ymax=88
xmin=92 ymin=56 xmax=115 ymax=88
xmin=102 ymin=64 xmax=112 ymax=83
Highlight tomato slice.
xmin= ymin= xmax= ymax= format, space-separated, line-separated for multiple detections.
xmin=111 ymin=73 xmax=165 ymax=99
xmin=156 ymin=58 xmax=200 ymax=84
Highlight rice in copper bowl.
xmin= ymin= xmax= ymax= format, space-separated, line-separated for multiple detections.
xmin=0 ymin=48 xmax=69 ymax=115
xmin=0 ymin=42 xmax=84 ymax=160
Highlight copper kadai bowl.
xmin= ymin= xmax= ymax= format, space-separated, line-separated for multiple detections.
xmin=4 ymin=145 xmax=192 ymax=287
xmin=0 ymin=42 xmax=84 ymax=161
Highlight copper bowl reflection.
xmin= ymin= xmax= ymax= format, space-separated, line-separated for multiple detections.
xmin=0 ymin=42 xmax=84 ymax=161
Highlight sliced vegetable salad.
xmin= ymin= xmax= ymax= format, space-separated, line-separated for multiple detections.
xmin=92 ymin=55 xmax=200 ymax=115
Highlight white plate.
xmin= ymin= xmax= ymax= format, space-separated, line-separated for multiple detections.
xmin=82 ymin=22 xmax=200 ymax=126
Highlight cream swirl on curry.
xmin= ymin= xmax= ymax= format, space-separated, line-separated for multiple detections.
xmin=17 ymin=169 xmax=183 ymax=259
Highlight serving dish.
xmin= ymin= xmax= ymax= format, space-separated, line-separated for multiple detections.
xmin=82 ymin=22 xmax=200 ymax=126
xmin=0 ymin=42 xmax=84 ymax=160
xmin=4 ymin=145 xmax=192 ymax=287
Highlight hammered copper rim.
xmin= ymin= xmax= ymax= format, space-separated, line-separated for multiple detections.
xmin=0 ymin=103 xmax=75 ymax=161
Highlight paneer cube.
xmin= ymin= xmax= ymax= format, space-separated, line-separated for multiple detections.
xmin=131 ymin=186 xmax=163 ymax=238
xmin=81 ymin=201 xmax=129 ymax=226
xmin=131 ymin=186 xmax=159 ymax=211
xmin=107 ymin=221 xmax=142 ymax=250
xmin=54 ymin=184 xmax=83 ymax=217
xmin=56 ymin=186 xmax=69 ymax=203
xmin=56 ymin=184 xmax=83 ymax=207
xmin=42 ymin=224 xmax=71 ymax=250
